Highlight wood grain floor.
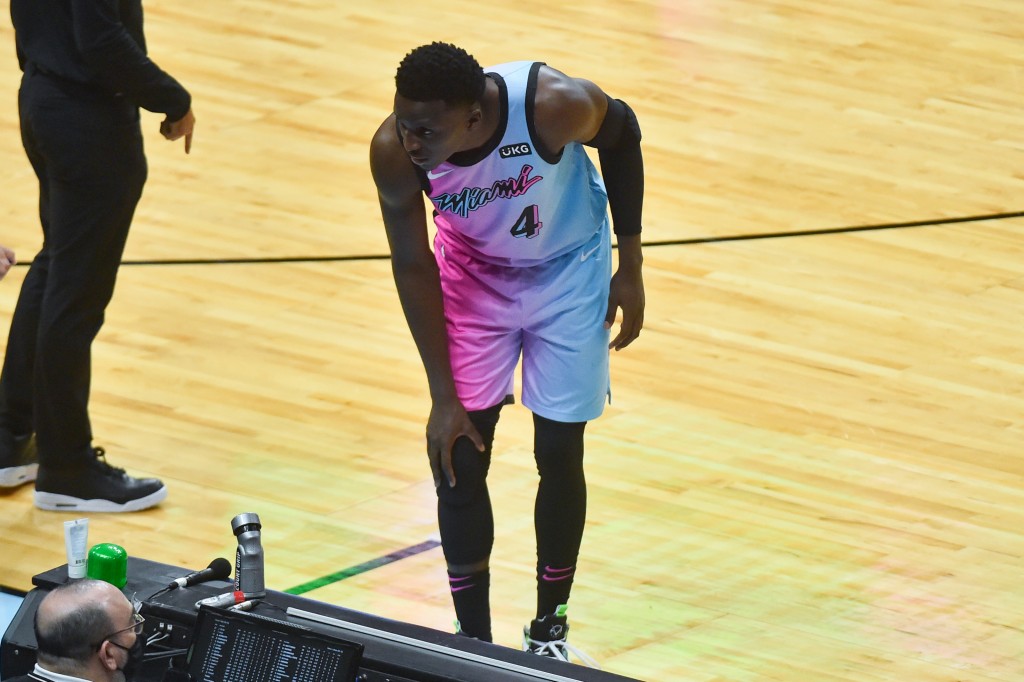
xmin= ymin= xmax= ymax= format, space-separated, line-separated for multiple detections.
xmin=1 ymin=1 xmax=1023 ymax=680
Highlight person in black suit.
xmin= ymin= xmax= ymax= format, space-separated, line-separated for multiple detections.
xmin=0 ymin=0 xmax=195 ymax=511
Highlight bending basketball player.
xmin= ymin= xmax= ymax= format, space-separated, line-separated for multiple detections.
xmin=370 ymin=42 xmax=645 ymax=663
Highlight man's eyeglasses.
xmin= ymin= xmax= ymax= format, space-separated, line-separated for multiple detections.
xmin=112 ymin=610 xmax=146 ymax=637
xmin=92 ymin=607 xmax=145 ymax=649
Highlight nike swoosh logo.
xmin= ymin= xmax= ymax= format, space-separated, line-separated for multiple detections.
xmin=580 ymin=244 xmax=601 ymax=262
xmin=427 ymin=168 xmax=455 ymax=180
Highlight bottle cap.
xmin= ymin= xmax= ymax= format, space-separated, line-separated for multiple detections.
xmin=86 ymin=543 xmax=128 ymax=588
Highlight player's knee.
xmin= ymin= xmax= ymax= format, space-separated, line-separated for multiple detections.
xmin=436 ymin=436 xmax=490 ymax=507
xmin=533 ymin=415 xmax=586 ymax=479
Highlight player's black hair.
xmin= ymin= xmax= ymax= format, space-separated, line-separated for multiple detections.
xmin=396 ymin=42 xmax=486 ymax=105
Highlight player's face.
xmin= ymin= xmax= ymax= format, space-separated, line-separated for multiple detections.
xmin=393 ymin=94 xmax=478 ymax=170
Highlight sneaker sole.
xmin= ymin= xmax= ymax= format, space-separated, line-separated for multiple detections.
xmin=34 ymin=484 xmax=168 ymax=512
xmin=0 ymin=464 xmax=38 ymax=488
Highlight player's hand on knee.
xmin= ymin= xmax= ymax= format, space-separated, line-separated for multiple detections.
xmin=427 ymin=400 xmax=484 ymax=488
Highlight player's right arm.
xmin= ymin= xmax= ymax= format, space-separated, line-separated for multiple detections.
xmin=370 ymin=117 xmax=484 ymax=487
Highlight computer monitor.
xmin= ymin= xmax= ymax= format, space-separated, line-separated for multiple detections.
xmin=186 ymin=606 xmax=363 ymax=682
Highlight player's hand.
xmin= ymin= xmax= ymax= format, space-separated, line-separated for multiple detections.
xmin=160 ymin=108 xmax=196 ymax=154
xmin=606 ymin=263 xmax=645 ymax=350
xmin=0 ymin=246 xmax=15 ymax=280
xmin=426 ymin=399 xmax=484 ymax=488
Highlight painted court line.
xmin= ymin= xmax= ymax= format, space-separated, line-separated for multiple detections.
xmin=284 ymin=539 xmax=441 ymax=595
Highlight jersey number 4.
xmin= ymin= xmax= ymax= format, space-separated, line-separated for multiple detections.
xmin=509 ymin=205 xmax=542 ymax=239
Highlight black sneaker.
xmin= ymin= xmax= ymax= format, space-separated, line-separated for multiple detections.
xmin=34 ymin=447 xmax=167 ymax=512
xmin=522 ymin=605 xmax=599 ymax=667
xmin=0 ymin=432 xmax=38 ymax=488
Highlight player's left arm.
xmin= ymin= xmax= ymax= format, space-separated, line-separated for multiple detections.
xmin=535 ymin=67 xmax=646 ymax=351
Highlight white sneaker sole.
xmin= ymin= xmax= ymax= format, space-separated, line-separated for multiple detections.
xmin=0 ymin=463 xmax=38 ymax=488
xmin=34 ymin=484 xmax=168 ymax=512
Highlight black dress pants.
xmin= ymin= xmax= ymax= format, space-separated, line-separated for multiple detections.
xmin=0 ymin=67 xmax=147 ymax=468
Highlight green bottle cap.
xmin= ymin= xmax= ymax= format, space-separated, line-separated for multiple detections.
xmin=86 ymin=543 xmax=128 ymax=588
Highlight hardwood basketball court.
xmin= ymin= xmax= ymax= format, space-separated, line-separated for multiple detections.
xmin=0 ymin=1 xmax=1022 ymax=679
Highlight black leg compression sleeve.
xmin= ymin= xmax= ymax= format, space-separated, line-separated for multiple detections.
xmin=533 ymin=414 xmax=588 ymax=570
xmin=447 ymin=568 xmax=492 ymax=642
xmin=436 ymin=403 xmax=503 ymax=567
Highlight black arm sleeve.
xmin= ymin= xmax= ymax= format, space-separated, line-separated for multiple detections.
xmin=71 ymin=0 xmax=191 ymax=120
xmin=585 ymin=96 xmax=644 ymax=236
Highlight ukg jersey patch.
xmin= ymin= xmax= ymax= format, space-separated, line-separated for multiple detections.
xmin=499 ymin=142 xmax=532 ymax=158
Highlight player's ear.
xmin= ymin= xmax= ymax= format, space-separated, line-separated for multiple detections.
xmin=466 ymin=104 xmax=483 ymax=130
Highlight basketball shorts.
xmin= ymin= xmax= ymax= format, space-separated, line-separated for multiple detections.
xmin=435 ymin=225 xmax=612 ymax=423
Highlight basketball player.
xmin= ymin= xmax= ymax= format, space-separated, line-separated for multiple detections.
xmin=370 ymin=42 xmax=645 ymax=663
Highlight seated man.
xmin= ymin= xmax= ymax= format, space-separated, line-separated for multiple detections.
xmin=9 ymin=579 xmax=146 ymax=682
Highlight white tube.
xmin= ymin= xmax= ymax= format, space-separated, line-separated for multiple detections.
xmin=63 ymin=518 xmax=89 ymax=579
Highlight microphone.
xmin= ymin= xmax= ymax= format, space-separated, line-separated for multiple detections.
xmin=167 ymin=558 xmax=232 ymax=590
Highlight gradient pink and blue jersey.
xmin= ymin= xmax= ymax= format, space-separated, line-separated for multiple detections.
xmin=426 ymin=61 xmax=612 ymax=420
xmin=425 ymin=61 xmax=610 ymax=267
